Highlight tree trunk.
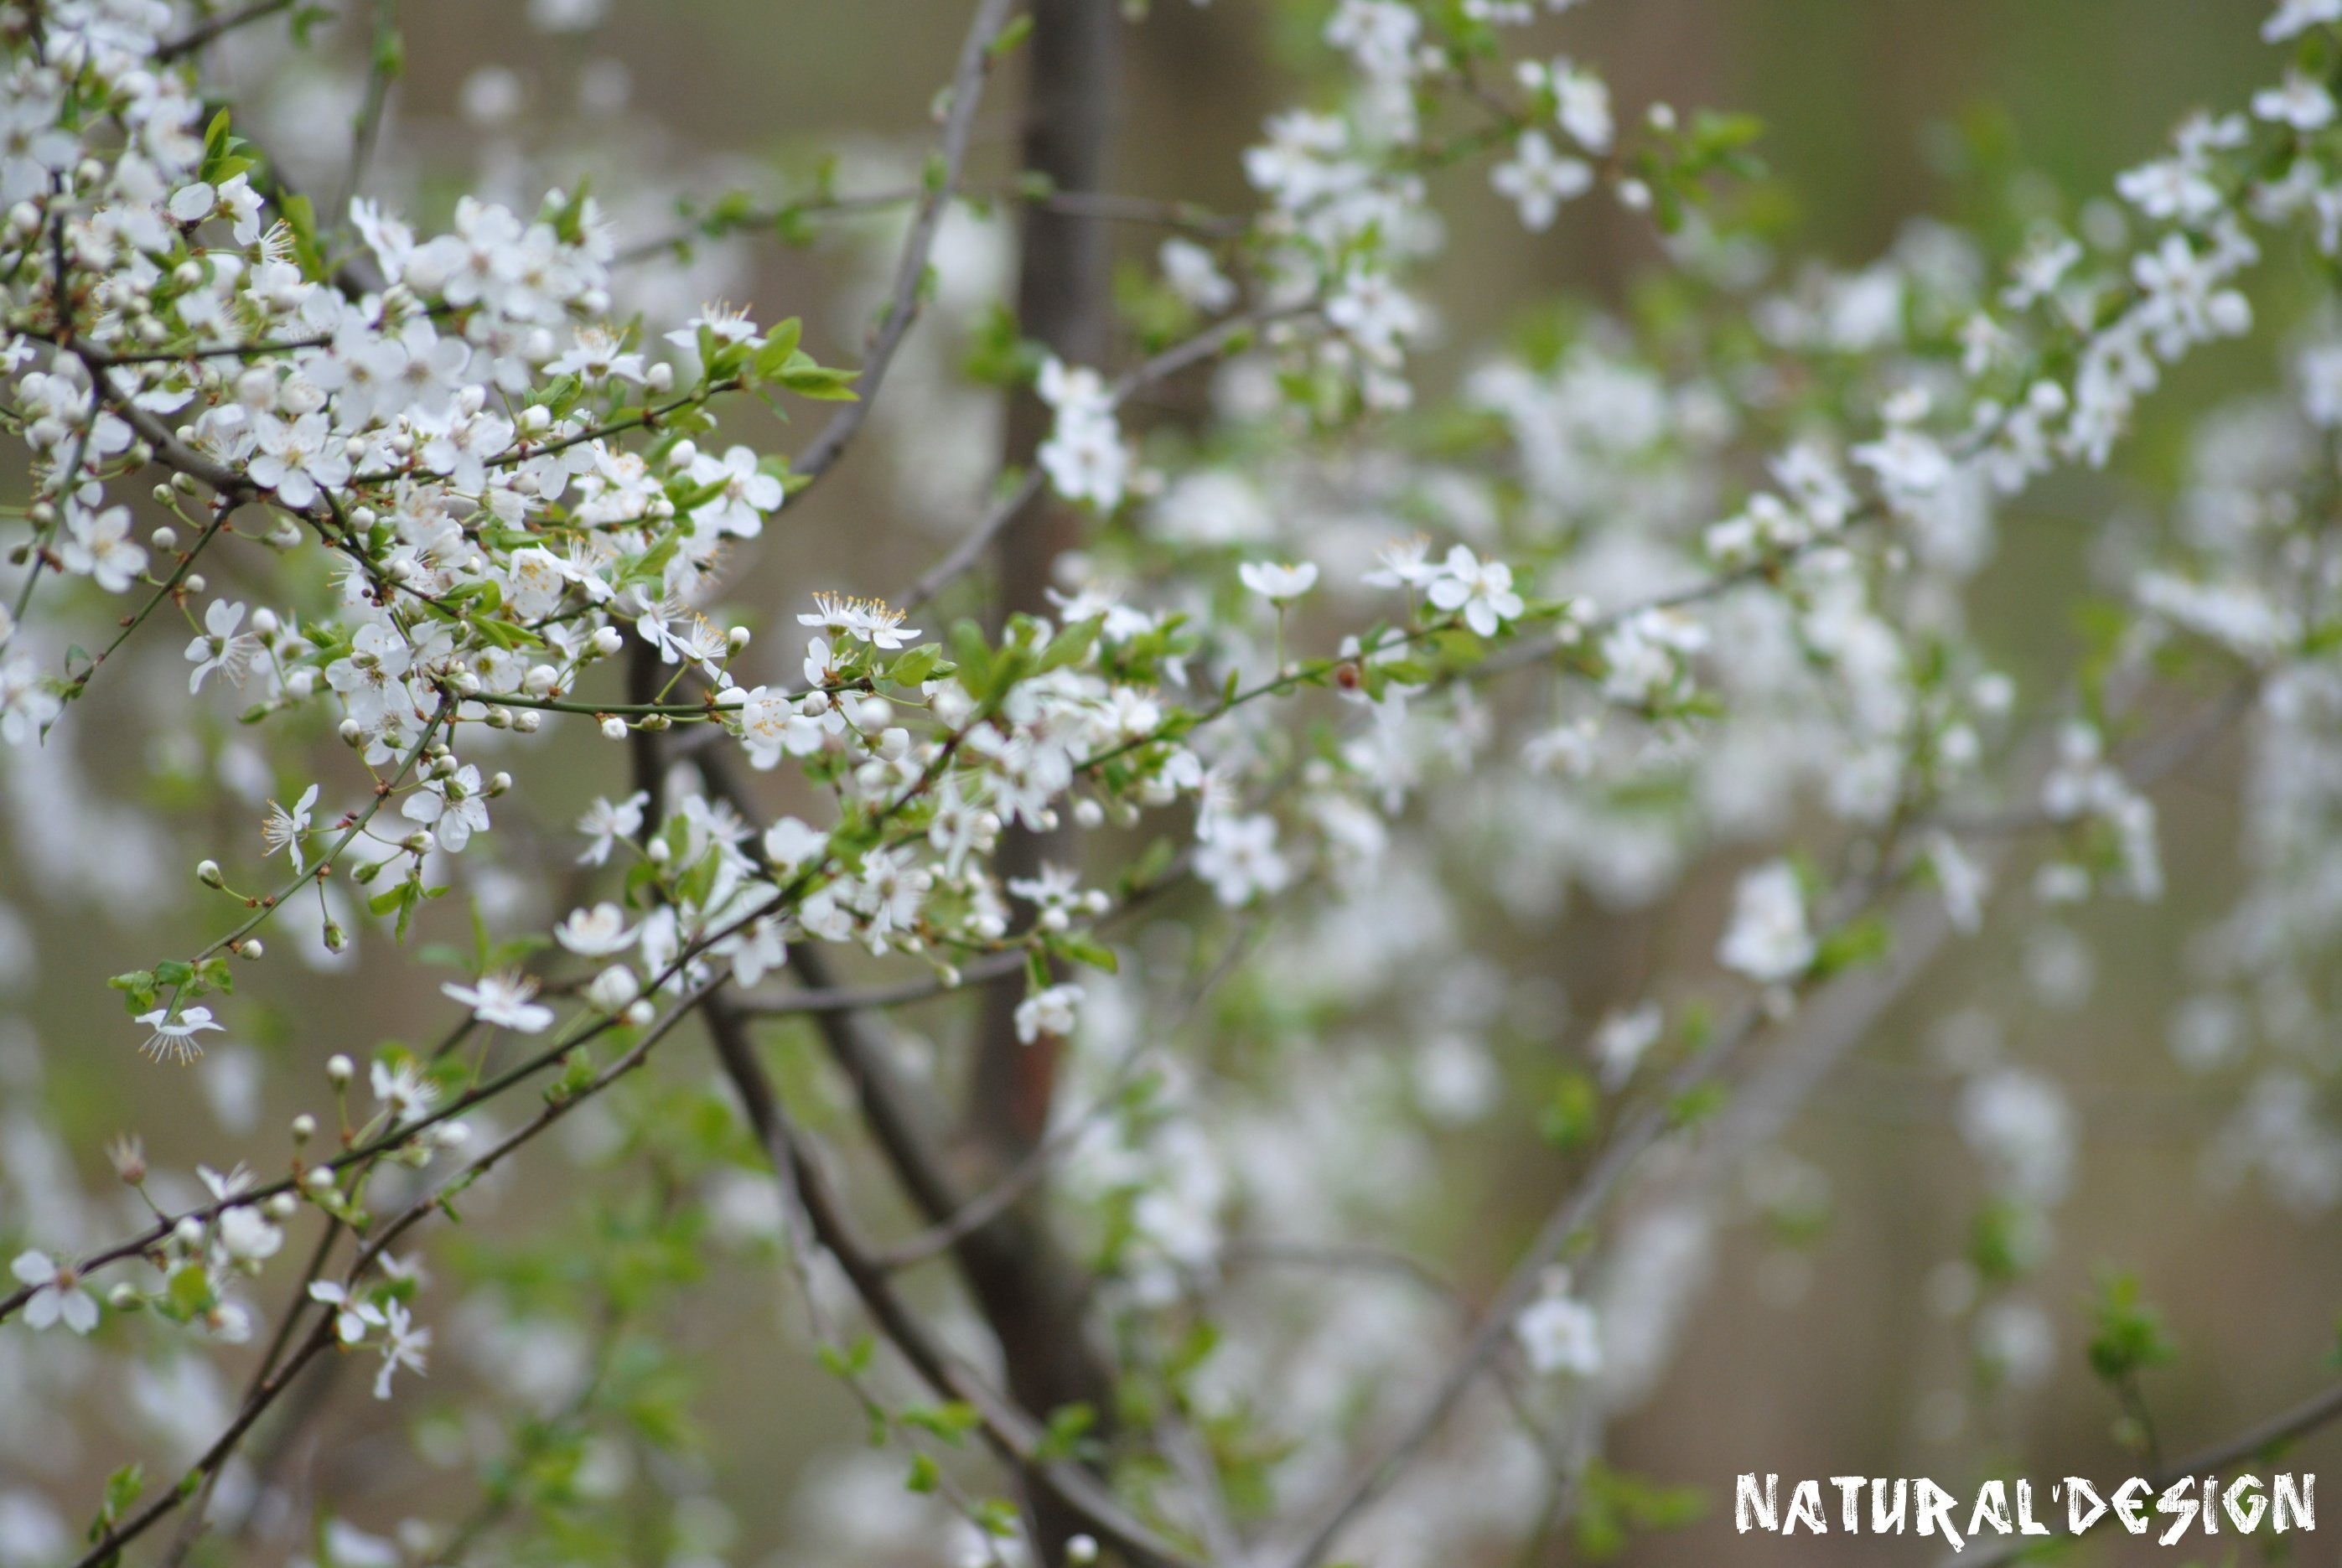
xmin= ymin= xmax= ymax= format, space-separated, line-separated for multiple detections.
xmin=965 ymin=3 xmax=1123 ymax=1558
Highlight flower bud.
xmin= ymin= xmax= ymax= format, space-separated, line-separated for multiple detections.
xmin=264 ymin=1193 xmax=298 ymax=1220
xmin=523 ymin=665 xmax=557 ymax=696
xmin=588 ymin=965 xmax=640 ymax=1013
xmin=237 ymin=938 xmax=264 ymax=960
xmin=727 ymin=626 xmax=751 ymax=653
xmin=196 ymin=858 xmax=224 ymax=887
xmin=251 ymin=608 xmax=278 ymax=638
xmin=592 ymin=626 xmax=624 ymax=657
xmin=291 ymin=1113 xmax=317 ymax=1142
xmin=646 ymin=838 xmax=671 ymax=865
xmin=174 ymin=1216 xmax=205 ymax=1249
xmin=516 ymin=710 xmax=543 ymax=733
xmin=666 ymin=438 xmax=697 ymax=469
xmin=600 ymin=716 xmax=627 ymax=741
xmin=339 ymin=718 xmax=364 ymax=747
xmin=109 ymin=1283 xmax=139 ymax=1309
xmin=326 ymin=1053 xmax=354 ymax=1086
xmin=183 ymin=572 xmax=206 ymax=594
xmin=647 ymin=362 xmax=674 ymax=393
xmin=624 ymin=999 xmax=656 ymax=1027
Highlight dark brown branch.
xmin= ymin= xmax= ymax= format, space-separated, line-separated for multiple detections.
xmin=702 ymin=996 xmax=1202 ymax=1568
xmin=154 ymin=0 xmax=297 ymax=61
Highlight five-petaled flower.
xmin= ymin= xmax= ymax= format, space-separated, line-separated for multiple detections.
xmin=9 ymin=1250 xmax=97 ymax=1334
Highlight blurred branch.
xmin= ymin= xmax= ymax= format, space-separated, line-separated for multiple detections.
xmin=788 ymin=0 xmax=1023 ymax=491
xmin=899 ymin=300 xmax=1310 ymax=613
xmin=701 ymin=995 xmax=1204 ymax=1568
xmin=1949 ymin=1377 xmax=2342 ymax=1568
xmin=154 ymin=0 xmax=297 ymax=62
xmin=613 ymin=184 xmax=1245 ymax=267
xmin=334 ymin=0 xmax=402 ymax=221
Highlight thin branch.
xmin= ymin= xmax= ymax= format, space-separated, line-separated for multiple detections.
xmin=789 ymin=0 xmax=1023 ymax=489
xmin=154 ymin=0 xmax=297 ymax=62
xmin=614 ymin=184 xmax=1242 ymax=267
xmin=334 ymin=0 xmax=402 ymax=222
xmin=873 ymin=900 xmax=1238 ymax=1270
xmin=702 ymin=996 xmax=1204 ymax=1568
xmin=898 ymin=300 xmax=1306 ymax=611
xmin=65 ymin=977 xmax=725 ymax=1568
xmin=1947 ymin=1378 xmax=2342 ymax=1568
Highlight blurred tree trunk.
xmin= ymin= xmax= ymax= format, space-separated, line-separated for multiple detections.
xmin=965 ymin=2 xmax=1123 ymax=1560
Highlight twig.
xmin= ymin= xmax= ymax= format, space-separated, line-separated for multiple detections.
xmin=788 ymin=0 xmax=1022 ymax=489
xmin=154 ymin=0 xmax=297 ymax=62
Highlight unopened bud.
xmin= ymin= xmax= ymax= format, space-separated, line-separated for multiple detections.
xmin=600 ymin=715 xmax=627 ymax=741
xmin=727 ymin=626 xmax=751 ymax=653
xmin=196 ymin=858 xmax=224 ymax=888
xmin=291 ymin=1113 xmax=317 ymax=1142
xmin=236 ymin=938 xmax=264 ymax=960
xmin=587 ymin=965 xmax=640 ymax=1014
xmin=326 ymin=1053 xmax=354 ymax=1087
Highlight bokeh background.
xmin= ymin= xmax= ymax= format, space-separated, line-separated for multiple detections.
xmin=7 ymin=3 xmax=2336 ymax=1565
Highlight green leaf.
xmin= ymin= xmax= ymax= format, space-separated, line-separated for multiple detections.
xmin=885 ymin=644 xmax=942 ymax=688
xmin=101 ymin=1464 xmax=146 ymax=1524
xmin=750 ymin=317 xmax=805 ymax=380
xmin=950 ymin=620 xmax=993 ymax=696
xmin=2087 ymin=1271 xmax=2177 ymax=1384
xmin=1810 ymin=914 xmax=1890 ymax=979
xmin=901 ymin=1401 xmax=982 ymax=1444
xmin=1540 ymin=1069 xmax=1599 ymax=1150
xmin=1053 ymin=935 xmax=1119 ymax=975
xmin=1039 ymin=615 xmax=1103 ymax=674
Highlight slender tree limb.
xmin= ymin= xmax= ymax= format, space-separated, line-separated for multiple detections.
xmin=789 ymin=0 xmax=1022 ymax=489
xmin=702 ymin=996 xmax=1205 ymax=1568
xmin=155 ymin=0 xmax=297 ymax=62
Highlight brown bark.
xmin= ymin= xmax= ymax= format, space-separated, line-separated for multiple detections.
xmin=963 ymin=3 xmax=1126 ymax=1555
